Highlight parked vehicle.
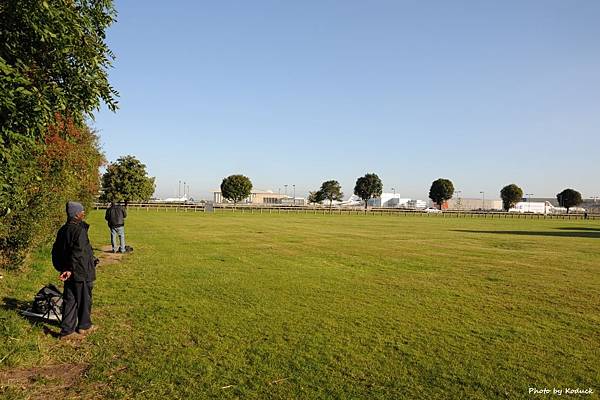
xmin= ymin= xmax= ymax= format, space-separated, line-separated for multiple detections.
xmin=424 ymin=207 xmax=442 ymax=213
xmin=509 ymin=201 xmax=553 ymax=214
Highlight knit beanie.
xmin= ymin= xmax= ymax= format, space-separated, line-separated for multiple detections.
xmin=66 ymin=201 xmax=84 ymax=219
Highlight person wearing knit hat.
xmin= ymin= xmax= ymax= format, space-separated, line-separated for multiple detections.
xmin=51 ymin=201 xmax=98 ymax=340
xmin=66 ymin=201 xmax=84 ymax=220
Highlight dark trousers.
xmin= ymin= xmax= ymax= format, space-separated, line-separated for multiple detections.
xmin=60 ymin=280 xmax=94 ymax=335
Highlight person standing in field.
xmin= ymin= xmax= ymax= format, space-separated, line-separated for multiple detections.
xmin=105 ymin=201 xmax=127 ymax=253
xmin=52 ymin=201 xmax=98 ymax=340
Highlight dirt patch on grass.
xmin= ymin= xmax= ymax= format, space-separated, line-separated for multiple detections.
xmin=96 ymin=245 xmax=124 ymax=266
xmin=0 ymin=363 xmax=90 ymax=399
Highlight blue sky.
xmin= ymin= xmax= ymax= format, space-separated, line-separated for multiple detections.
xmin=93 ymin=0 xmax=600 ymax=201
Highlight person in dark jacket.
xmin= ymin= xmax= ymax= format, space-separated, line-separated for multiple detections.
xmin=53 ymin=201 xmax=98 ymax=340
xmin=105 ymin=201 xmax=127 ymax=253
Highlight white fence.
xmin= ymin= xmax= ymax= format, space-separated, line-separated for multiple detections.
xmin=94 ymin=203 xmax=600 ymax=220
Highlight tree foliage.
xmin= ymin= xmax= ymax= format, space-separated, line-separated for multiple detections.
xmin=1 ymin=0 xmax=118 ymax=211
xmin=354 ymin=173 xmax=383 ymax=209
xmin=429 ymin=178 xmax=454 ymax=209
xmin=1 ymin=116 xmax=105 ymax=269
xmin=0 ymin=1 xmax=117 ymax=269
xmin=307 ymin=190 xmax=324 ymax=205
xmin=557 ymin=188 xmax=582 ymax=214
xmin=500 ymin=184 xmax=523 ymax=211
xmin=0 ymin=0 xmax=118 ymax=137
xmin=100 ymin=156 xmax=155 ymax=203
xmin=319 ymin=180 xmax=344 ymax=209
xmin=220 ymin=175 xmax=253 ymax=205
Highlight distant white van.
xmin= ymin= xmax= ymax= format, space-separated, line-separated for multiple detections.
xmin=509 ymin=201 xmax=553 ymax=214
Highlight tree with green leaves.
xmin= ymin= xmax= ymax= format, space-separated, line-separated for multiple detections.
xmin=1 ymin=0 xmax=118 ymax=212
xmin=220 ymin=175 xmax=253 ymax=205
xmin=557 ymin=188 xmax=582 ymax=214
xmin=101 ymin=156 xmax=155 ymax=204
xmin=1 ymin=1 xmax=118 ymax=269
xmin=319 ymin=180 xmax=344 ymax=210
xmin=307 ymin=190 xmax=324 ymax=205
xmin=429 ymin=178 xmax=454 ymax=210
xmin=500 ymin=184 xmax=523 ymax=211
xmin=354 ymin=173 xmax=383 ymax=210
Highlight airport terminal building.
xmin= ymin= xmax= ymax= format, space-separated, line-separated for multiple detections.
xmin=213 ymin=190 xmax=305 ymax=205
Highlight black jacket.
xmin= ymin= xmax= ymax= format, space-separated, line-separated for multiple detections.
xmin=105 ymin=204 xmax=127 ymax=228
xmin=52 ymin=220 xmax=96 ymax=282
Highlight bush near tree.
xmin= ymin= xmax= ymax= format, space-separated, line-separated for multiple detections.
xmin=0 ymin=115 xmax=105 ymax=269
xmin=0 ymin=1 xmax=117 ymax=269
xmin=500 ymin=184 xmax=524 ymax=211
xmin=557 ymin=189 xmax=582 ymax=214
xmin=354 ymin=173 xmax=383 ymax=210
xmin=429 ymin=178 xmax=454 ymax=210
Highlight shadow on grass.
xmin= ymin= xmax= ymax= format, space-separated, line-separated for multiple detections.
xmin=2 ymin=297 xmax=61 ymax=329
xmin=92 ymin=247 xmax=115 ymax=253
xmin=453 ymin=230 xmax=600 ymax=239
xmin=555 ymin=227 xmax=600 ymax=232
xmin=2 ymin=297 xmax=30 ymax=312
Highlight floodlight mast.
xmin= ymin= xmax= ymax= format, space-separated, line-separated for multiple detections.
xmin=526 ymin=193 xmax=533 ymax=212
xmin=480 ymin=191 xmax=485 ymax=211
xmin=455 ymin=190 xmax=462 ymax=210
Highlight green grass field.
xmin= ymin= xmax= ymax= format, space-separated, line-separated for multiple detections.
xmin=1 ymin=210 xmax=599 ymax=399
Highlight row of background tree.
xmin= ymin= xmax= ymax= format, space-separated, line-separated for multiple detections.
xmin=99 ymin=164 xmax=585 ymax=214
xmin=200 ymin=173 xmax=584 ymax=213
xmin=308 ymin=176 xmax=584 ymax=213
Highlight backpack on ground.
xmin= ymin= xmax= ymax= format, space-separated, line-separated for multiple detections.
xmin=22 ymin=284 xmax=63 ymax=322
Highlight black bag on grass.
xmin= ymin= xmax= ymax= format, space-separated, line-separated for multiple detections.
xmin=31 ymin=284 xmax=63 ymax=317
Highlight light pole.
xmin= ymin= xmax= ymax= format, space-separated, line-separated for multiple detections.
xmin=526 ymin=193 xmax=533 ymax=212
xmin=455 ymin=190 xmax=462 ymax=210
xmin=284 ymin=184 xmax=288 ymax=197
xmin=480 ymin=191 xmax=485 ymax=211
xmin=178 ymin=180 xmax=181 ymax=197
xmin=293 ymin=184 xmax=296 ymax=206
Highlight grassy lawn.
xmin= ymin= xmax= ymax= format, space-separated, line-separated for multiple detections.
xmin=1 ymin=210 xmax=599 ymax=399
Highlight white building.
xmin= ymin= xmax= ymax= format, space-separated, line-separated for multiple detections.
xmin=407 ymin=199 xmax=427 ymax=209
xmin=362 ymin=193 xmax=427 ymax=209
xmin=281 ymin=197 xmax=306 ymax=206
xmin=213 ymin=190 xmax=287 ymax=204
xmin=151 ymin=196 xmax=190 ymax=203
xmin=367 ymin=193 xmax=410 ymax=208
xmin=446 ymin=198 xmax=503 ymax=211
